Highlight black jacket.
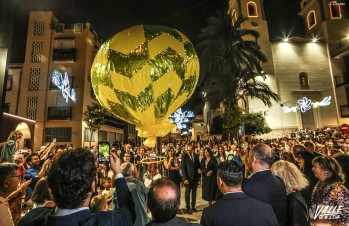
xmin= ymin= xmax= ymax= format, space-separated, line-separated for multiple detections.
xmin=242 ymin=170 xmax=287 ymax=226
xmin=201 ymin=192 xmax=279 ymax=226
xmin=182 ymin=153 xmax=201 ymax=182
xmin=147 ymin=217 xmax=201 ymax=226
xmin=19 ymin=177 xmax=135 ymax=226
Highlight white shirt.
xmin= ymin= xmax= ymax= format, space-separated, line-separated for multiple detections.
xmin=54 ymin=207 xmax=90 ymax=216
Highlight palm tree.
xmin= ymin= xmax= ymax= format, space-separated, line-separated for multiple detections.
xmin=198 ymin=11 xmax=280 ymax=108
xmin=198 ymin=12 xmax=266 ymax=82
xmin=197 ymin=11 xmax=280 ymax=141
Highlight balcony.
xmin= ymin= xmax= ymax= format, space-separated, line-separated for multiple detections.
xmin=52 ymin=48 xmax=76 ymax=62
xmin=103 ymin=114 xmax=125 ymax=129
xmin=47 ymin=107 xmax=72 ymax=120
xmin=340 ymin=105 xmax=349 ymax=118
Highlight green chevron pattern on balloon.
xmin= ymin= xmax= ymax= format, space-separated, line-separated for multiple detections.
xmin=91 ymin=25 xmax=199 ymax=127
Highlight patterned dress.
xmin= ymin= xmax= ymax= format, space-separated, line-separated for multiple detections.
xmin=311 ymin=181 xmax=349 ymax=225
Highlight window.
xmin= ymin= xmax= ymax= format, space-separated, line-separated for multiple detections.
xmin=299 ymin=72 xmax=309 ymax=86
xmin=45 ymin=127 xmax=72 ymax=142
xmin=56 ymin=96 xmax=69 ymax=107
xmin=58 ymin=39 xmax=75 ymax=49
xmin=74 ymin=23 xmax=83 ymax=33
xmin=247 ymin=2 xmax=258 ymax=17
xmin=6 ymin=75 xmax=12 ymax=91
xmin=329 ymin=2 xmax=342 ymax=19
xmin=84 ymin=128 xmax=96 ymax=142
xmin=55 ymin=23 xmax=65 ymax=33
xmin=307 ymin=10 xmax=317 ymax=29
xmin=98 ymin=130 xmax=107 ymax=142
xmin=109 ymin=132 xmax=116 ymax=144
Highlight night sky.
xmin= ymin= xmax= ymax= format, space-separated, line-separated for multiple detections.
xmin=11 ymin=0 xmax=303 ymax=63
xmin=9 ymin=0 xmax=304 ymax=111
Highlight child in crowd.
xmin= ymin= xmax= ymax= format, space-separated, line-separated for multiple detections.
xmin=90 ymin=194 xmax=108 ymax=213
xmin=101 ymin=178 xmax=113 ymax=210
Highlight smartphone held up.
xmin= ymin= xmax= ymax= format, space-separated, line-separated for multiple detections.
xmin=98 ymin=142 xmax=110 ymax=165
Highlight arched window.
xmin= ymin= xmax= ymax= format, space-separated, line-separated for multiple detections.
xmin=307 ymin=10 xmax=317 ymax=29
xmin=232 ymin=10 xmax=238 ymax=26
xmin=329 ymin=2 xmax=342 ymax=19
xmin=247 ymin=2 xmax=258 ymax=17
xmin=299 ymin=72 xmax=309 ymax=86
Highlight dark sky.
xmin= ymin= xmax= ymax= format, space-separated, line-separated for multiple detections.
xmin=9 ymin=0 xmax=303 ymax=112
xmin=11 ymin=0 xmax=303 ymax=63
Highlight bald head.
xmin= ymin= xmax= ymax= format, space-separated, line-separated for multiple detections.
xmin=251 ymin=143 xmax=275 ymax=167
xmin=147 ymin=178 xmax=180 ymax=223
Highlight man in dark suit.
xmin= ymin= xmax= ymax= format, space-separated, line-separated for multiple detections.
xmin=200 ymin=160 xmax=278 ymax=226
xmin=147 ymin=178 xmax=200 ymax=226
xmin=182 ymin=144 xmax=202 ymax=214
xmin=19 ymin=148 xmax=135 ymax=226
xmin=242 ymin=143 xmax=287 ymax=226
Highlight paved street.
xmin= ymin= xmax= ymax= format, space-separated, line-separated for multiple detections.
xmin=177 ymin=183 xmax=208 ymax=224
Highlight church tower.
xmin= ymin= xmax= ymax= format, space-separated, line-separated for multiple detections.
xmin=228 ymin=0 xmax=275 ymax=76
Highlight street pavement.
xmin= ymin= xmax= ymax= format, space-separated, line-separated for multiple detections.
xmin=177 ymin=183 xmax=208 ymax=224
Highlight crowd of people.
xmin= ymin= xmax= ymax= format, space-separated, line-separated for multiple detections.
xmin=0 ymin=127 xmax=349 ymax=225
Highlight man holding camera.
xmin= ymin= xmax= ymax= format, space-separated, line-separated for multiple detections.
xmin=19 ymin=148 xmax=135 ymax=226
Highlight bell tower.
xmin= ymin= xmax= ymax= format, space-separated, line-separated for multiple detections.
xmin=298 ymin=0 xmax=349 ymax=50
xmin=228 ymin=0 xmax=274 ymax=75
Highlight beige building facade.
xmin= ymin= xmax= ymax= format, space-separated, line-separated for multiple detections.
xmin=6 ymin=11 xmax=125 ymax=151
xmin=203 ymin=0 xmax=349 ymax=134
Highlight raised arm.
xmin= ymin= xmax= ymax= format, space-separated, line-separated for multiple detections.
xmin=110 ymin=153 xmax=136 ymax=223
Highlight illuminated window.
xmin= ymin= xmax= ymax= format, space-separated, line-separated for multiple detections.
xmin=247 ymin=2 xmax=258 ymax=17
xmin=232 ymin=10 xmax=238 ymax=25
xmin=329 ymin=2 xmax=342 ymax=19
xmin=307 ymin=10 xmax=317 ymax=29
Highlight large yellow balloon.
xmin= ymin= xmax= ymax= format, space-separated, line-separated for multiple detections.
xmin=91 ymin=25 xmax=199 ymax=147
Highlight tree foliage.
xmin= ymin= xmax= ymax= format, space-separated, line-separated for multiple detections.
xmin=197 ymin=11 xmax=280 ymax=140
xmin=244 ymin=112 xmax=271 ymax=135
xmin=83 ymin=103 xmax=106 ymax=147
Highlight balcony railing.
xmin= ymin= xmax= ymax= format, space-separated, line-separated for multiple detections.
xmin=340 ymin=105 xmax=349 ymax=118
xmin=103 ymin=114 xmax=125 ymax=129
xmin=52 ymin=48 xmax=76 ymax=61
xmin=47 ymin=107 xmax=72 ymax=120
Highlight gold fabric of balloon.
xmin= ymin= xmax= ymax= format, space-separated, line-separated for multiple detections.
xmin=91 ymin=25 xmax=199 ymax=147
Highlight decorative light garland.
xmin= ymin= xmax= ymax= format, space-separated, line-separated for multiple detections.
xmin=51 ymin=69 xmax=77 ymax=103
xmin=282 ymin=96 xmax=331 ymax=113
xmin=169 ymin=108 xmax=195 ymax=129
